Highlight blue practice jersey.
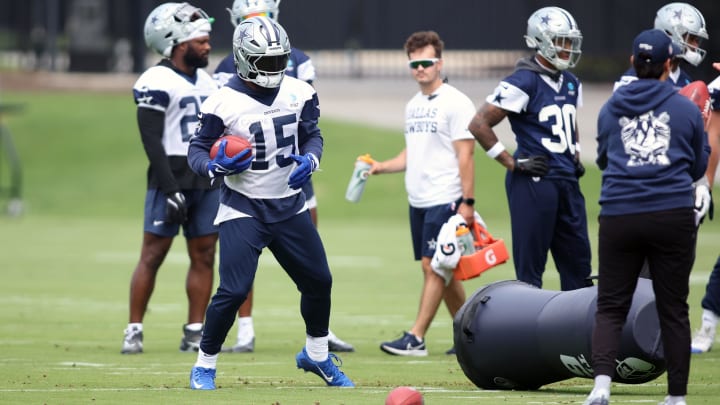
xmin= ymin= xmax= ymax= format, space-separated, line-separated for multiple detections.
xmin=488 ymin=64 xmax=582 ymax=179
xmin=613 ymin=66 xmax=693 ymax=92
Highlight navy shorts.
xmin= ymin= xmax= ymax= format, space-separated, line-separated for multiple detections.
xmin=143 ymin=188 xmax=219 ymax=238
xmin=409 ymin=200 xmax=459 ymax=260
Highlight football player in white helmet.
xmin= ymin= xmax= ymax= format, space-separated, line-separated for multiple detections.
xmin=123 ymin=2 xmax=219 ymax=355
xmin=615 ymin=2 xmax=709 ymax=91
xmin=524 ymin=6 xmax=582 ymax=71
xmin=187 ymin=16 xmax=354 ymax=390
xmin=469 ymin=6 xmax=592 ymax=293
xmin=654 ymin=2 xmax=708 ymax=67
xmin=213 ymin=0 xmax=355 ymax=354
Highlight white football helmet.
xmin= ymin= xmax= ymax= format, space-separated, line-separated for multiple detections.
xmin=228 ymin=0 xmax=281 ymax=27
xmin=144 ymin=2 xmax=213 ymax=57
xmin=654 ymin=2 xmax=708 ymax=66
xmin=233 ymin=16 xmax=290 ymax=88
xmin=524 ymin=6 xmax=582 ymax=70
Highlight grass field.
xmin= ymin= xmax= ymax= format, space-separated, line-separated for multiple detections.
xmin=0 ymin=90 xmax=718 ymax=404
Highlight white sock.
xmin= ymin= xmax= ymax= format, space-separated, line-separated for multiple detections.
xmin=701 ymin=309 xmax=718 ymax=329
xmin=194 ymin=348 xmax=218 ymax=369
xmin=236 ymin=317 xmax=254 ymax=344
xmin=127 ymin=323 xmax=142 ymax=331
xmin=306 ymin=335 xmax=329 ymax=362
xmin=593 ymin=374 xmax=611 ymax=393
xmin=667 ymin=395 xmax=686 ymax=405
xmin=185 ymin=323 xmax=202 ymax=332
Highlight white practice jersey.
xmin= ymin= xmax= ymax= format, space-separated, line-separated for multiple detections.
xmin=133 ymin=64 xmax=218 ymax=156
xmin=404 ymin=83 xmax=476 ymax=207
xmin=200 ymin=76 xmax=318 ymax=200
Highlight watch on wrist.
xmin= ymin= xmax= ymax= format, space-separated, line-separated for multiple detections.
xmin=462 ymin=197 xmax=475 ymax=206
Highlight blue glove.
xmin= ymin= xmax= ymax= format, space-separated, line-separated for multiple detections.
xmin=207 ymin=139 xmax=253 ymax=178
xmin=288 ymin=153 xmax=318 ymax=189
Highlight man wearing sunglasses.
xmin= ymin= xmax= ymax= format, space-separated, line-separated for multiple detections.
xmin=468 ymin=6 xmax=592 ymax=292
xmin=371 ymin=31 xmax=476 ymax=357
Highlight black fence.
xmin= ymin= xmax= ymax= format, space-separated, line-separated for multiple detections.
xmin=2 ymin=0 xmax=719 ymax=82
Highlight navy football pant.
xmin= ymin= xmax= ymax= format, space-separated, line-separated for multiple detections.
xmin=592 ymin=208 xmax=695 ymax=396
xmin=200 ymin=211 xmax=332 ymax=355
xmin=506 ymin=173 xmax=592 ymax=290
xmin=700 ymin=255 xmax=720 ymax=315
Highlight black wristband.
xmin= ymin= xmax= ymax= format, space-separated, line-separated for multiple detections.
xmin=462 ymin=198 xmax=475 ymax=206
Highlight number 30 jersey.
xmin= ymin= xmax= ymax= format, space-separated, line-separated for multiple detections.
xmin=487 ymin=65 xmax=583 ymax=179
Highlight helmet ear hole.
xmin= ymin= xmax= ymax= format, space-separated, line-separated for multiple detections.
xmin=524 ymin=35 xmax=538 ymax=50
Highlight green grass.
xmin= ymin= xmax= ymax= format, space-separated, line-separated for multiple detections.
xmin=0 ymin=91 xmax=719 ymax=404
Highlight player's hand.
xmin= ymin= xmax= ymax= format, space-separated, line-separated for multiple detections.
xmin=694 ymin=183 xmax=713 ymax=226
xmin=513 ymin=155 xmax=548 ymax=176
xmin=574 ymin=159 xmax=585 ymax=178
xmin=165 ymin=191 xmax=187 ymax=224
xmin=207 ymin=140 xmax=252 ymax=177
xmin=288 ymin=153 xmax=318 ymax=189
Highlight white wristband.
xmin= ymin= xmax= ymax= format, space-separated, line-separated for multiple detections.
xmin=575 ymin=143 xmax=581 ymax=152
xmin=486 ymin=142 xmax=506 ymax=159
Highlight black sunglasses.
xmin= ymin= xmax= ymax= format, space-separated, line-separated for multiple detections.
xmin=408 ymin=58 xmax=439 ymax=69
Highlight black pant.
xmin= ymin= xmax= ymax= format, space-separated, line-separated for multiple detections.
xmin=592 ymin=208 xmax=696 ymax=396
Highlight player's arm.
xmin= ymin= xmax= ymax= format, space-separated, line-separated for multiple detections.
xmin=706 ymin=113 xmax=720 ymax=185
xmin=454 ymin=138 xmax=475 ymax=224
xmin=297 ymin=92 xmax=323 ymax=160
xmin=187 ymin=111 xmax=234 ymax=178
xmin=137 ymin=107 xmax=179 ymax=194
xmin=468 ymin=102 xmax=515 ymax=170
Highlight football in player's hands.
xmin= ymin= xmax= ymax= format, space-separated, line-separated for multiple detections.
xmin=210 ymin=135 xmax=253 ymax=160
xmin=679 ymin=80 xmax=710 ymax=113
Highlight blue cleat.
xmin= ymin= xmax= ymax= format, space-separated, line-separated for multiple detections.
xmin=189 ymin=366 xmax=216 ymax=390
xmin=295 ymin=348 xmax=355 ymax=387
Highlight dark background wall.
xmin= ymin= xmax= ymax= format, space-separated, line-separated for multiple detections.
xmin=2 ymin=0 xmax=719 ymax=81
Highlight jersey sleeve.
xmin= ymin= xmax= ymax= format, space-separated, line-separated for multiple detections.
xmin=133 ymin=68 xmax=171 ymax=112
xmin=486 ymin=79 xmax=530 ymax=114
